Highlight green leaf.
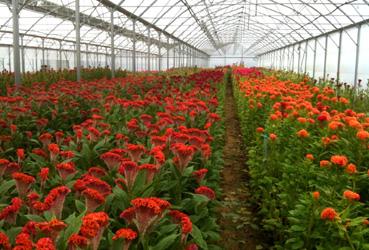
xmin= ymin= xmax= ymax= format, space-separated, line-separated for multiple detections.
xmin=75 ymin=199 xmax=85 ymax=213
xmin=150 ymin=233 xmax=179 ymax=250
xmin=0 ymin=180 xmax=15 ymax=196
xmin=191 ymin=224 xmax=208 ymax=250
xmin=24 ymin=214 xmax=45 ymax=222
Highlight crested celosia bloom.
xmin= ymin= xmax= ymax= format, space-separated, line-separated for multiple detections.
xmin=195 ymin=186 xmax=216 ymax=200
xmin=118 ymin=161 xmax=139 ymax=191
xmin=139 ymin=164 xmax=159 ymax=184
xmin=186 ymin=243 xmax=199 ymax=250
xmin=200 ymin=144 xmax=211 ymax=161
xmin=171 ymin=143 xmax=196 ymax=173
xmin=126 ymin=144 xmax=145 ymax=162
xmin=100 ymin=151 xmax=122 ymax=170
xmin=17 ymin=148 xmax=25 ymax=162
xmin=48 ymin=143 xmax=60 ymax=162
xmin=150 ymin=135 xmax=167 ymax=148
xmin=87 ymin=127 xmax=100 ymax=141
xmin=79 ymin=212 xmax=109 ymax=250
xmin=12 ymin=172 xmax=35 ymax=197
xmin=169 ymin=210 xmax=193 ymax=243
xmin=36 ymin=218 xmax=67 ymax=241
xmin=330 ymin=155 xmax=348 ymax=167
xmin=305 ymin=154 xmax=314 ymax=160
xmin=4 ymin=162 xmax=21 ymax=176
xmin=14 ymin=232 xmax=33 ymax=250
xmin=150 ymin=146 xmax=166 ymax=166
xmin=56 ymin=162 xmax=77 ymax=180
xmin=35 ymin=237 xmax=56 ymax=250
xmin=43 ymin=186 xmax=71 ymax=218
xmin=0 ymin=231 xmax=11 ymax=250
xmin=312 ymin=191 xmax=320 ymax=200
xmin=81 ymin=188 xmax=106 ymax=212
xmin=68 ymin=234 xmax=89 ymax=250
xmin=39 ymin=132 xmax=53 ymax=147
xmin=356 ymin=130 xmax=369 ymax=140
xmin=39 ymin=167 xmax=49 ymax=188
xmin=74 ymin=174 xmax=112 ymax=196
xmin=321 ymin=207 xmax=338 ymax=221
xmin=346 ymin=163 xmax=357 ymax=174
xmin=55 ymin=131 xmax=64 ymax=145
xmin=192 ymin=168 xmax=208 ymax=183
xmin=59 ymin=150 xmax=75 ymax=159
xmin=343 ymin=190 xmax=360 ymax=201
xmin=0 ymin=158 xmax=9 ymax=177
xmin=112 ymin=228 xmax=137 ymax=250
xmin=88 ymin=167 xmax=107 ymax=178
xmin=120 ymin=197 xmax=171 ymax=236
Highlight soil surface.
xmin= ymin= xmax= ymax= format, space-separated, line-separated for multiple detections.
xmin=219 ymin=73 xmax=262 ymax=250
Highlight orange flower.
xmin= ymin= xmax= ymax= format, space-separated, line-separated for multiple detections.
xmin=357 ymin=130 xmax=369 ymax=140
xmin=312 ymin=191 xmax=320 ymax=200
xmin=343 ymin=190 xmax=360 ymax=201
xmin=256 ymin=127 xmax=264 ymax=133
xmin=345 ymin=163 xmax=357 ymax=174
xmin=297 ymin=129 xmax=309 ymax=138
xmin=321 ymin=207 xmax=338 ymax=221
xmin=320 ymin=160 xmax=331 ymax=168
xmin=330 ymin=155 xmax=348 ymax=167
xmin=305 ymin=154 xmax=314 ymax=160
xmin=269 ymin=133 xmax=277 ymax=141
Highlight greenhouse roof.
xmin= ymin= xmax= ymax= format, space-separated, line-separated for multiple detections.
xmin=0 ymin=0 xmax=368 ymax=56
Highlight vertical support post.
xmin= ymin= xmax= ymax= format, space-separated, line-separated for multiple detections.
xmin=86 ymin=44 xmax=89 ymax=68
xmin=304 ymin=41 xmax=308 ymax=74
xmin=336 ymin=29 xmax=343 ymax=83
xmin=132 ymin=19 xmax=136 ymax=72
xmin=59 ymin=41 xmax=62 ymax=69
xmin=312 ymin=38 xmax=317 ymax=79
xmin=354 ymin=24 xmax=361 ymax=89
xmin=167 ymin=37 xmax=170 ymax=69
xmin=120 ymin=49 xmax=123 ymax=69
xmin=110 ymin=9 xmax=115 ymax=78
xmin=297 ymin=43 xmax=301 ymax=73
xmin=21 ymin=35 xmax=25 ymax=74
xmin=35 ymin=47 xmax=38 ymax=71
xmin=173 ymin=46 xmax=176 ymax=68
xmin=96 ymin=46 xmax=99 ymax=67
xmin=323 ymin=35 xmax=328 ymax=80
xmin=105 ymin=47 xmax=108 ymax=67
xmin=42 ymin=38 xmax=45 ymax=66
xmin=147 ymin=28 xmax=151 ymax=71
xmin=75 ymin=0 xmax=81 ymax=81
xmin=158 ymin=32 xmax=162 ymax=71
xmin=12 ymin=0 xmax=21 ymax=86
xmin=8 ymin=45 xmax=11 ymax=72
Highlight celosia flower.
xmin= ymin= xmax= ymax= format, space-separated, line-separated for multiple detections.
xmin=120 ymin=197 xmax=170 ymax=236
xmin=14 ymin=232 xmax=33 ymax=250
xmin=171 ymin=143 xmax=195 ymax=173
xmin=39 ymin=133 xmax=53 ymax=147
xmin=79 ymin=212 xmax=109 ymax=250
xmin=12 ymin=172 xmax=35 ymax=197
xmin=0 ymin=232 xmax=11 ymax=250
xmin=68 ymin=234 xmax=89 ymax=250
xmin=192 ymin=168 xmax=208 ymax=183
xmin=100 ymin=152 xmax=122 ymax=170
xmin=356 ymin=130 xmax=369 ymax=140
xmin=321 ymin=207 xmax=338 ymax=221
xmin=35 ymin=237 xmax=56 ymax=250
xmin=186 ymin=243 xmax=199 ymax=250
xmin=36 ymin=219 xmax=67 ymax=241
xmin=4 ymin=162 xmax=21 ymax=176
xmin=17 ymin=148 xmax=25 ymax=163
xmin=74 ymin=175 xmax=112 ymax=196
xmin=48 ymin=143 xmax=60 ymax=162
xmin=256 ymin=127 xmax=264 ymax=133
xmin=150 ymin=146 xmax=166 ymax=166
xmin=150 ymin=135 xmax=167 ymax=148
xmin=169 ymin=210 xmax=192 ymax=243
xmin=82 ymin=188 xmax=105 ymax=212
xmin=346 ymin=163 xmax=357 ymax=174
xmin=305 ymin=154 xmax=314 ymax=160
xmin=112 ymin=228 xmax=137 ymax=250
xmin=88 ymin=167 xmax=107 ymax=178
xmin=0 ymin=158 xmax=9 ymax=177
xmin=343 ymin=190 xmax=360 ymax=201
xmin=43 ymin=186 xmax=71 ymax=218
xmin=39 ymin=167 xmax=49 ymax=188
xmin=56 ymin=162 xmax=77 ymax=180
xmin=139 ymin=164 xmax=158 ymax=184
xmin=200 ymin=144 xmax=211 ymax=161
xmin=126 ymin=144 xmax=145 ymax=162
xmin=118 ymin=161 xmax=139 ymax=191
xmin=330 ymin=155 xmax=348 ymax=167
xmin=195 ymin=186 xmax=216 ymax=200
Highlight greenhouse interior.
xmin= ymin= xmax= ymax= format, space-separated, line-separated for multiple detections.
xmin=1 ymin=1 xmax=369 ymax=250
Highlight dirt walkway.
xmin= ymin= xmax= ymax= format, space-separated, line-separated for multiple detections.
xmin=219 ymin=73 xmax=262 ymax=250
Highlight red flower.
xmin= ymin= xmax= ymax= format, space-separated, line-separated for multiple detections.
xmin=312 ymin=191 xmax=320 ymax=200
xmin=39 ymin=133 xmax=53 ymax=147
xmin=186 ymin=243 xmax=199 ymax=250
xmin=118 ymin=161 xmax=139 ymax=192
xmin=126 ymin=144 xmax=145 ymax=162
xmin=150 ymin=146 xmax=166 ymax=166
xmin=14 ymin=233 xmax=33 ymax=250
xmin=48 ymin=144 xmax=60 ymax=162
xmin=120 ymin=198 xmax=170 ymax=236
xmin=12 ymin=172 xmax=35 ymax=197
xmin=56 ymin=162 xmax=77 ymax=180
xmin=79 ymin=212 xmax=109 ymax=250
xmin=17 ymin=148 xmax=25 ymax=162
xmin=81 ymin=188 xmax=106 ymax=212
xmin=0 ymin=158 xmax=9 ymax=177
xmin=321 ymin=207 xmax=338 ymax=221
xmin=343 ymin=190 xmax=360 ymax=201
xmin=74 ymin=175 xmax=112 ymax=196
xmin=0 ymin=232 xmax=11 ymax=250
xmin=297 ymin=129 xmax=309 ymax=138
xmin=112 ymin=228 xmax=137 ymax=250
xmin=346 ymin=163 xmax=357 ymax=174
xmin=68 ymin=234 xmax=89 ymax=250
xmin=35 ymin=237 xmax=56 ymax=250
xmin=139 ymin=164 xmax=159 ymax=184
xmin=356 ymin=130 xmax=369 ymax=140
xmin=36 ymin=219 xmax=67 ymax=241
xmin=171 ymin=143 xmax=195 ymax=173
xmin=150 ymin=135 xmax=167 ymax=148
xmin=200 ymin=144 xmax=211 ymax=161
xmin=88 ymin=167 xmax=107 ymax=177
xmin=195 ymin=186 xmax=216 ymax=200
xmin=43 ymin=186 xmax=71 ymax=218
xmin=169 ymin=210 xmax=193 ymax=243
xmin=192 ymin=168 xmax=208 ymax=183
xmin=39 ymin=167 xmax=49 ymax=187
xmin=100 ymin=152 xmax=122 ymax=170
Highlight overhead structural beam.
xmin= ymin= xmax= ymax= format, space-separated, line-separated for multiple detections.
xmin=0 ymin=0 xmax=166 ymax=48
xmin=75 ymin=0 xmax=81 ymax=82
xmin=96 ymin=0 xmax=208 ymax=57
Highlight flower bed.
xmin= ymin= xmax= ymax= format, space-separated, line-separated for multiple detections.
xmin=0 ymin=69 xmax=225 ymax=250
xmin=234 ymin=68 xmax=369 ymax=249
